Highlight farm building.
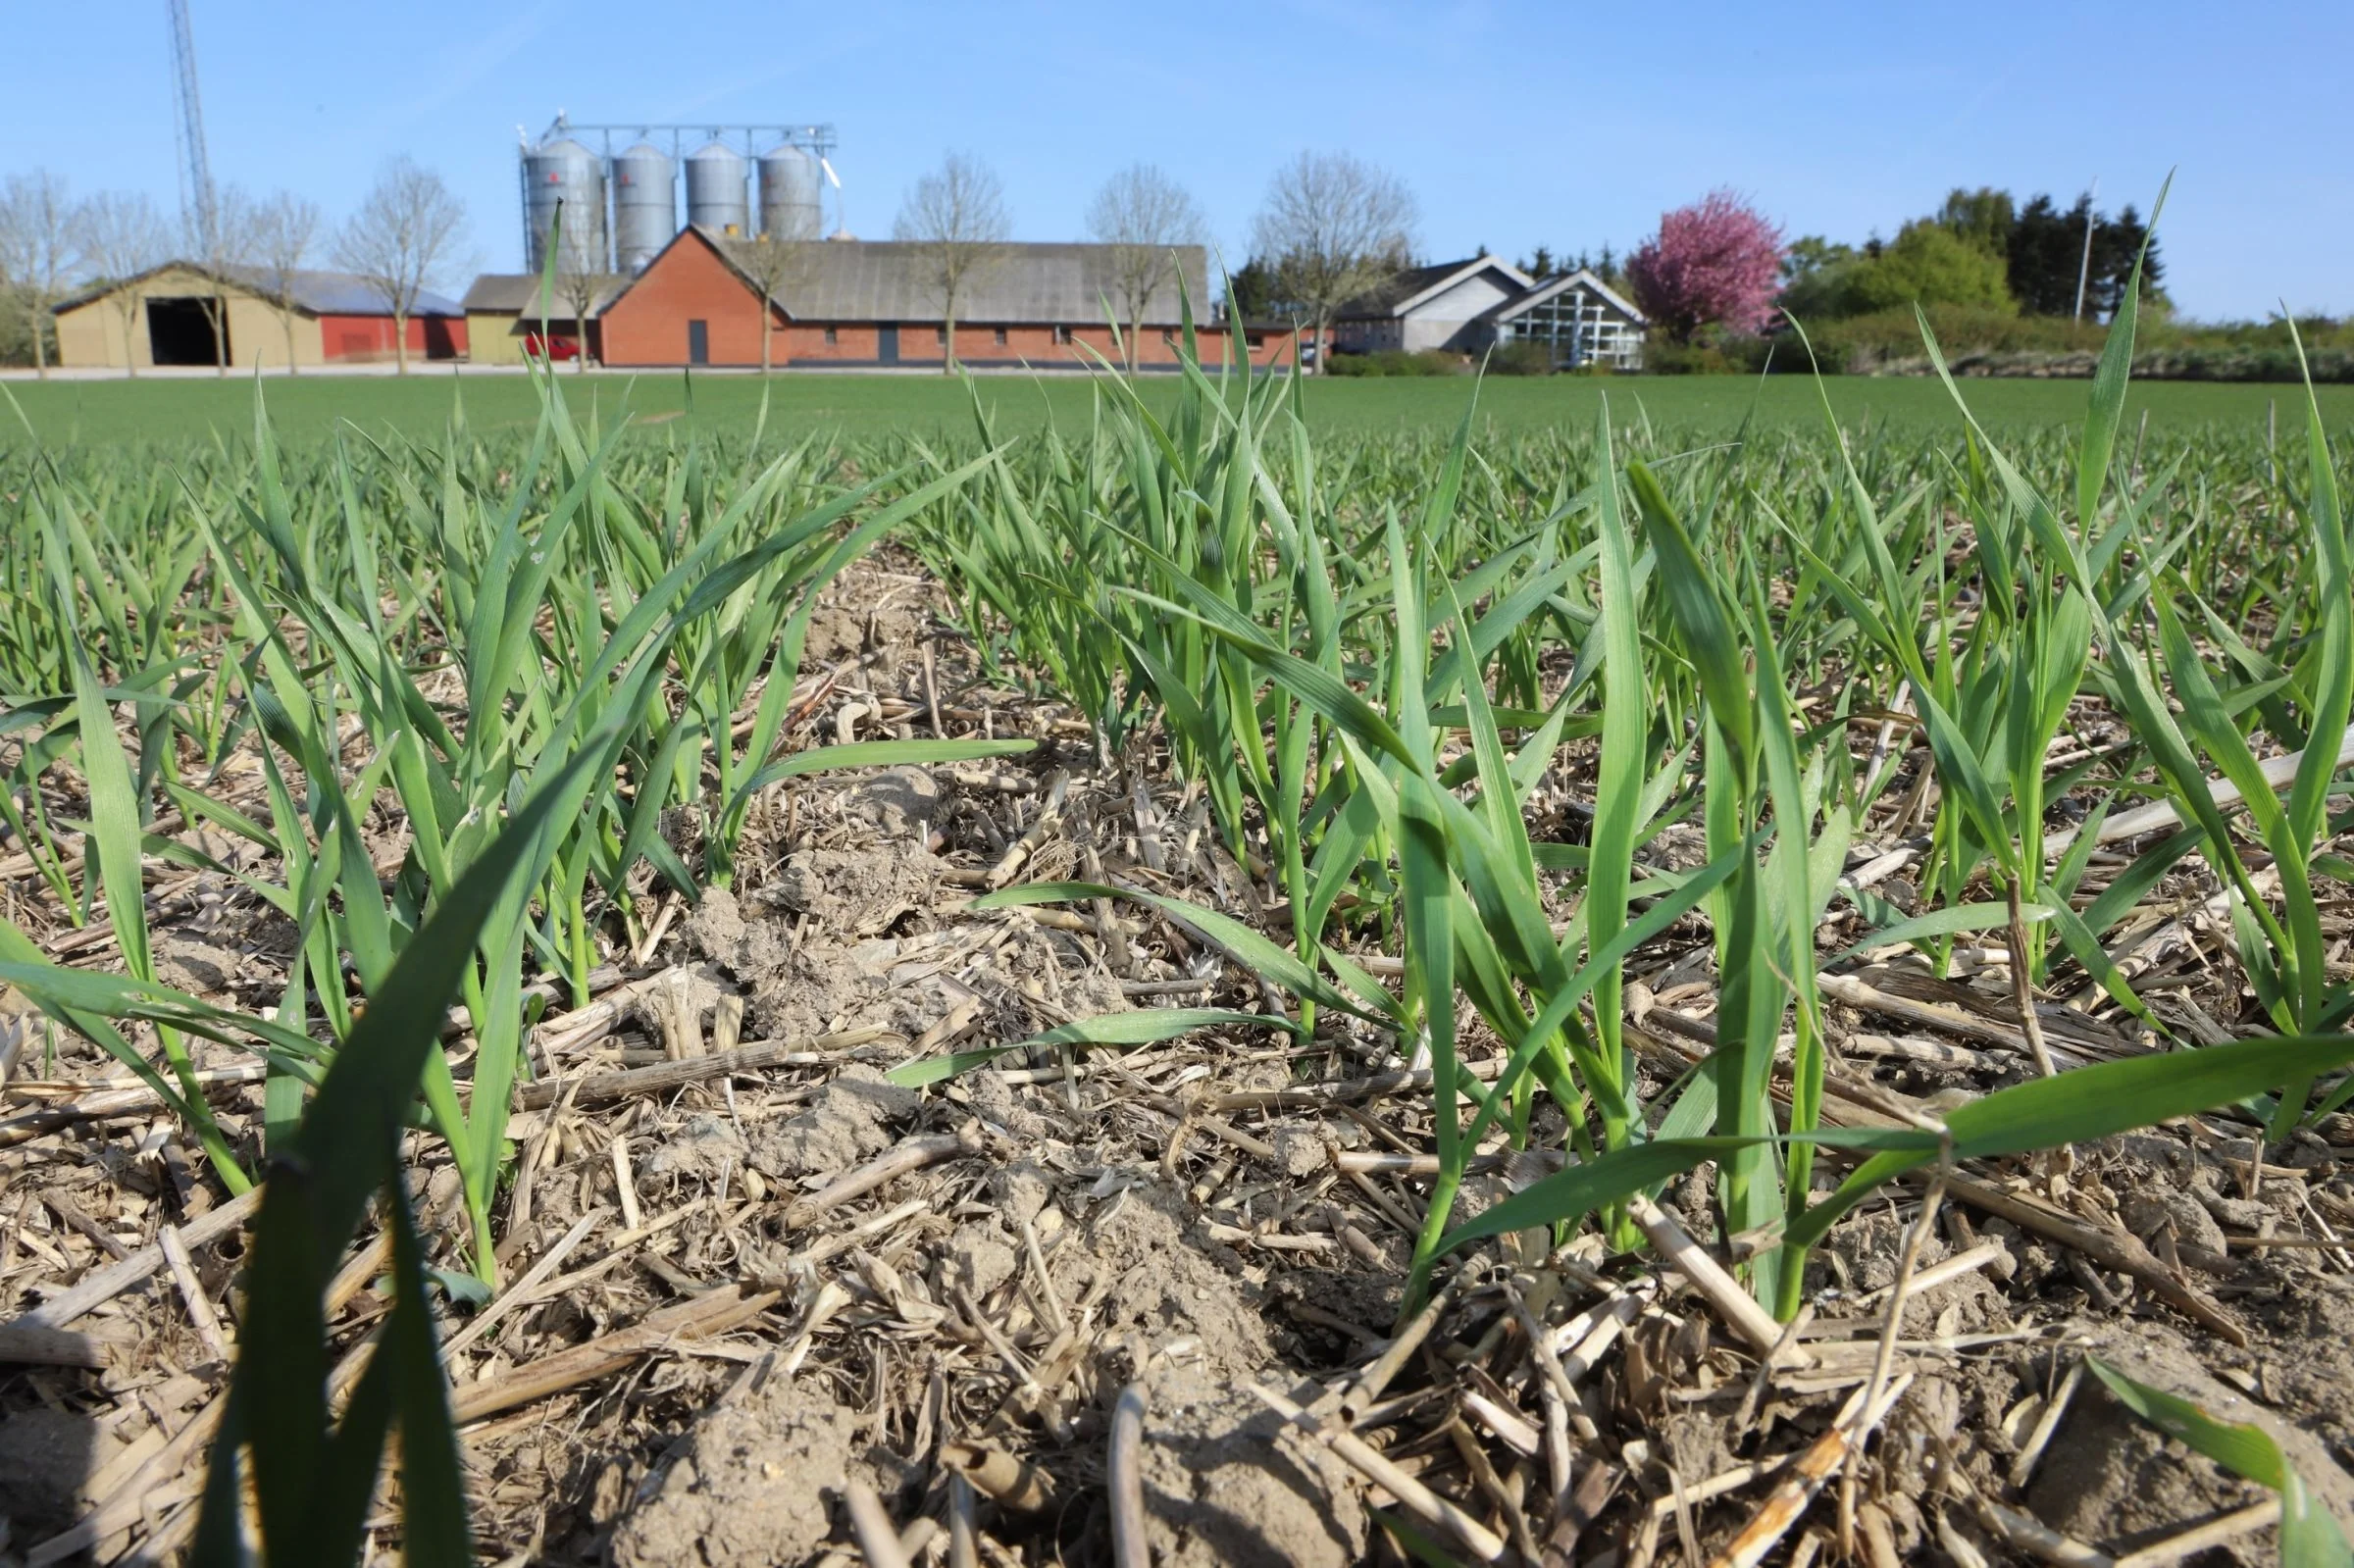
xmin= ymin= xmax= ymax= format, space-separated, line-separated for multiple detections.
xmin=1333 ymin=254 xmax=1647 ymax=370
xmin=580 ymin=228 xmax=1299 ymax=371
xmin=462 ymin=273 xmax=629 ymax=366
xmin=51 ymin=263 xmax=468 ymax=370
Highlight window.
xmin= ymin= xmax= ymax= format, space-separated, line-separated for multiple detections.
xmin=1247 ymin=331 xmax=1265 ymax=349
xmin=993 ymin=327 xmax=1007 ymax=346
xmin=1503 ymin=285 xmax=1645 ymax=370
xmin=1161 ymin=329 xmax=1175 ymax=344
xmin=1052 ymin=325 xmax=1072 ymax=345
xmin=935 ymin=327 xmax=947 ymax=346
xmin=823 ymin=326 xmax=838 ymax=345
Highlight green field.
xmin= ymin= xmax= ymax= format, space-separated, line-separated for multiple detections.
xmin=8 ymin=288 xmax=2354 ymax=1561
xmin=5 ymin=368 xmax=2350 ymax=448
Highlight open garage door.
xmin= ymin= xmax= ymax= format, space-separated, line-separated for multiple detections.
xmin=147 ymin=297 xmax=228 ymax=367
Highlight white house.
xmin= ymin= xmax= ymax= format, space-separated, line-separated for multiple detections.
xmin=1332 ymin=253 xmax=1647 ymax=370
xmin=1489 ymin=269 xmax=1649 ymax=371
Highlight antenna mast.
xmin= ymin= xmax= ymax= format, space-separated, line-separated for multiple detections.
xmin=166 ymin=0 xmax=219 ymax=259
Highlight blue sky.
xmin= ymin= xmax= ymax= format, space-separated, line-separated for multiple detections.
xmin=6 ymin=0 xmax=2346 ymax=322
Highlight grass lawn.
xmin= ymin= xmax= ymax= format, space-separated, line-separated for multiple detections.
xmin=5 ymin=369 xmax=2349 ymax=449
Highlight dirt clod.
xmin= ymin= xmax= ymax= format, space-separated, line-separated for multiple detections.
xmin=843 ymin=766 xmax=940 ymax=839
xmin=2123 ymin=1189 xmax=2228 ymax=1256
xmin=2028 ymin=1381 xmax=2265 ymax=1550
xmin=1067 ymin=1183 xmax=1273 ymax=1378
xmin=990 ymin=1158 xmax=1054 ymax=1225
xmin=768 ymin=842 xmax=943 ymax=936
xmin=1271 ymin=1126 xmax=1327 ymax=1178
xmin=0 ymin=1407 xmax=118 ymax=1536
xmin=154 ymin=935 xmax=243 ymax=995
xmin=750 ymin=1065 xmax=919 ymax=1180
xmin=1135 ymin=1363 xmax=1368 ymax=1568
xmin=945 ymin=1221 xmax=1018 ymax=1298
xmin=642 ymin=1113 xmax=748 ymax=1187
xmin=969 ymin=1070 xmax=1052 ymax=1139
xmin=611 ymin=1376 xmax=854 ymax=1568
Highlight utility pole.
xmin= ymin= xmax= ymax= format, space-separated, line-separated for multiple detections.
xmin=167 ymin=0 xmax=218 ymax=262
xmin=2072 ymin=175 xmax=2100 ymax=324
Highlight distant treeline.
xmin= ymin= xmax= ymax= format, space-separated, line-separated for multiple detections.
xmin=1651 ymin=304 xmax=2354 ymax=381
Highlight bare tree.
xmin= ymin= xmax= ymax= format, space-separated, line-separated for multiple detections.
xmin=554 ymin=260 xmax=604 ymax=373
xmin=73 ymin=192 xmax=172 ymax=378
xmin=893 ymin=153 xmax=1009 ymax=374
xmin=0 ymin=172 xmax=77 ymax=377
xmin=731 ymin=233 xmax=818 ymax=374
xmin=333 ymin=157 xmax=466 ymax=375
xmin=1086 ymin=164 xmax=1205 ymax=371
xmin=188 ymin=184 xmax=258 ymax=377
xmin=248 ymin=190 xmax=323 ymax=375
xmin=1250 ymin=151 xmax=1418 ymax=374
xmin=538 ymin=197 xmax=609 ymax=374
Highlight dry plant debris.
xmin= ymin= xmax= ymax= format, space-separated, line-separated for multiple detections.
xmin=1 ymin=549 xmax=2349 ymax=1565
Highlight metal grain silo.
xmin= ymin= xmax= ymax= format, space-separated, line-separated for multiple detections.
xmin=756 ymin=144 xmax=822 ymax=241
xmin=685 ymin=141 xmax=750 ymax=237
xmin=524 ymin=136 xmax=607 ymax=273
xmin=610 ymin=141 xmax=676 ymax=273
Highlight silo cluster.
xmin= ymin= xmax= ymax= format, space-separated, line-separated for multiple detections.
xmin=522 ymin=124 xmax=833 ymax=276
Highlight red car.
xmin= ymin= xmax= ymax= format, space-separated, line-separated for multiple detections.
xmin=522 ymin=331 xmax=580 ymax=361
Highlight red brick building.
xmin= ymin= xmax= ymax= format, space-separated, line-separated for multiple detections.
xmin=589 ymin=228 xmax=1298 ymax=371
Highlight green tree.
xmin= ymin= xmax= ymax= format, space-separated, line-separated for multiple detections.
xmin=2007 ymin=193 xmax=2086 ymax=315
xmin=2090 ymin=203 xmax=2163 ymax=318
xmin=2005 ymin=192 xmax=2163 ymax=320
xmin=1777 ymin=235 xmax=1863 ymax=321
xmin=1935 ymin=186 xmax=2015 ymax=258
xmin=1225 ymin=256 xmax=1281 ymax=321
xmin=1846 ymin=220 xmax=2017 ymax=314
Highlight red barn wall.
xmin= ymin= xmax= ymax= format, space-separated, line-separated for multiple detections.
xmin=317 ymin=314 xmax=466 ymax=361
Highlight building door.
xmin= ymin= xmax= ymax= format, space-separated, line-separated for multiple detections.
xmin=876 ymin=323 xmax=898 ymax=366
xmin=688 ymin=320 xmax=709 ymax=366
xmin=148 ymin=297 xmax=228 ymax=366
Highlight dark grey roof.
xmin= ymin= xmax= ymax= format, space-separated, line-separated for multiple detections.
xmin=237 ymin=268 xmax=466 ymax=317
xmin=52 ymin=262 xmax=463 ymax=317
xmin=1336 ymin=256 xmax=1534 ymax=320
xmin=463 ymin=273 xmax=630 ymax=314
xmin=1340 ymin=259 xmax=1478 ymax=316
xmin=688 ymin=231 xmax=1213 ymax=325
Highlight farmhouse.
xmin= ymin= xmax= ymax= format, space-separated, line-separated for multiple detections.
xmin=52 ymin=263 xmax=468 ymax=370
xmin=1333 ymin=254 xmax=1648 ymax=370
xmin=586 ymin=227 xmax=1299 ymax=371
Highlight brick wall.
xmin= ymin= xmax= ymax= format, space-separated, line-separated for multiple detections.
xmin=602 ymin=230 xmax=1303 ymax=371
xmin=777 ymin=320 xmax=1301 ymax=371
xmin=600 ymin=233 xmax=784 ymax=367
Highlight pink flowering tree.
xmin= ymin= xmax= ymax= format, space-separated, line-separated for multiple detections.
xmin=1625 ymin=191 xmax=1785 ymax=342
